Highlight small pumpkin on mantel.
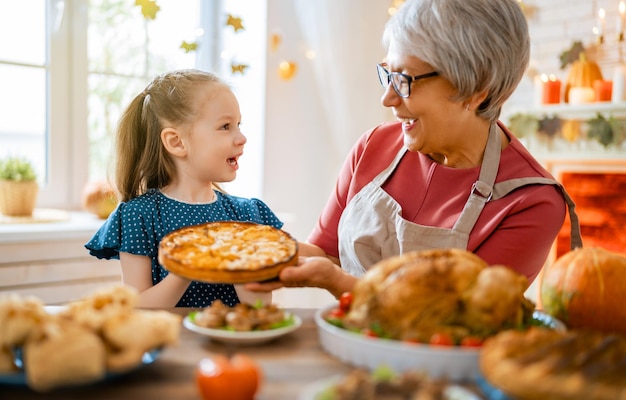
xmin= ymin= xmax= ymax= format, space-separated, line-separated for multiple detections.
xmin=563 ymin=52 xmax=603 ymax=103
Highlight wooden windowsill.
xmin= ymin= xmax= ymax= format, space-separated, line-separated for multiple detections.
xmin=0 ymin=210 xmax=105 ymax=244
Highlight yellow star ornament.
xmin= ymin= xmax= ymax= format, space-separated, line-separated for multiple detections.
xmin=180 ymin=41 xmax=198 ymax=53
xmin=226 ymin=14 xmax=244 ymax=32
xmin=231 ymin=63 xmax=249 ymax=75
xmin=135 ymin=0 xmax=160 ymax=20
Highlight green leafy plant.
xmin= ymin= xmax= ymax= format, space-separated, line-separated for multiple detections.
xmin=0 ymin=157 xmax=37 ymax=182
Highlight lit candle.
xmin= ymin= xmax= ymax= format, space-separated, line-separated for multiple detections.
xmin=569 ymin=87 xmax=595 ymax=105
xmin=612 ymin=64 xmax=626 ymax=103
xmin=593 ymin=80 xmax=613 ymax=102
xmin=533 ymin=74 xmax=544 ymax=106
xmin=598 ymin=8 xmax=606 ymax=43
xmin=542 ymin=74 xmax=561 ymax=104
xmin=619 ymin=1 xmax=626 ymax=41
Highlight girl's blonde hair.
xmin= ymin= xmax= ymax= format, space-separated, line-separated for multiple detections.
xmin=114 ymin=69 xmax=224 ymax=202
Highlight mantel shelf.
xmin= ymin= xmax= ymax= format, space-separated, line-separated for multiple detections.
xmin=508 ymin=102 xmax=626 ymax=120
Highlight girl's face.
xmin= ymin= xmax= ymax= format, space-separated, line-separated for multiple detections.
xmin=381 ymin=45 xmax=466 ymax=155
xmin=184 ymin=84 xmax=247 ymax=184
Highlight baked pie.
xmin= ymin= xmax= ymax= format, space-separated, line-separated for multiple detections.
xmin=158 ymin=221 xmax=299 ymax=283
xmin=480 ymin=326 xmax=626 ymax=400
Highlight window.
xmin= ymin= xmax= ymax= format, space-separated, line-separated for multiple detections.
xmin=0 ymin=0 xmax=265 ymax=210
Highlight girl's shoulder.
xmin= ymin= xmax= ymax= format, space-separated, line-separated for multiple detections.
xmin=217 ymin=192 xmax=283 ymax=228
xmin=117 ymin=189 xmax=162 ymax=214
xmin=218 ymin=191 xmax=272 ymax=212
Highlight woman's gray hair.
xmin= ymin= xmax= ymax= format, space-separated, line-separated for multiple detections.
xmin=383 ymin=0 xmax=529 ymax=122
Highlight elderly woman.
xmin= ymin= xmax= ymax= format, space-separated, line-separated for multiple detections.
xmin=249 ymin=0 xmax=582 ymax=299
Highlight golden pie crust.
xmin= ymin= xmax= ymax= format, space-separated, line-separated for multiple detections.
xmin=480 ymin=327 xmax=626 ymax=400
xmin=158 ymin=221 xmax=298 ymax=283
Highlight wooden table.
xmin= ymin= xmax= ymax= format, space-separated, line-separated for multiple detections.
xmin=1 ymin=308 xmax=353 ymax=400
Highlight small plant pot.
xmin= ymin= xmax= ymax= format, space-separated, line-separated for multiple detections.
xmin=0 ymin=180 xmax=39 ymax=216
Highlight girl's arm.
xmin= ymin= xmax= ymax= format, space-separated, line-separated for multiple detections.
xmin=119 ymin=251 xmax=191 ymax=308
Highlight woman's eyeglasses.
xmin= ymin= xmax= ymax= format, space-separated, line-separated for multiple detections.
xmin=376 ymin=63 xmax=439 ymax=98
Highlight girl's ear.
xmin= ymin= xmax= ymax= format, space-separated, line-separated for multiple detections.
xmin=161 ymin=128 xmax=186 ymax=156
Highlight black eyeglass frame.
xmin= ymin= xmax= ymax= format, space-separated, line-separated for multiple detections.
xmin=376 ymin=63 xmax=439 ymax=98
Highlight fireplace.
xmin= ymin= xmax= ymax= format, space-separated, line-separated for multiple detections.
xmin=546 ymin=160 xmax=626 ymax=258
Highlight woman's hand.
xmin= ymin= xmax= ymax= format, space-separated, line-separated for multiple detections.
xmin=244 ymin=256 xmax=357 ymax=299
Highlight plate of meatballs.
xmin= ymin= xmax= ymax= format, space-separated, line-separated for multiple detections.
xmin=183 ymin=300 xmax=302 ymax=345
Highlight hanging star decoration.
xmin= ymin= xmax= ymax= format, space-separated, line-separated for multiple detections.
xmin=180 ymin=41 xmax=198 ymax=53
xmin=231 ymin=63 xmax=249 ymax=75
xmin=135 ymin=0 xmax=160 ymax=20
xmin=226 ymin=14 xmax=244 ymax=32
xmin=278 ymin=61 xmax=297 ymax=80
xmin=270 ymin=33 xmax=282 ymax=52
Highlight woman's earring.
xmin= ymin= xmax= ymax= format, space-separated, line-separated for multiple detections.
xmin=465 ymin=104 xmax=470 ymax=112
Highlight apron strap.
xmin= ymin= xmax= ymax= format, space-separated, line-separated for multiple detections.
xmin=492 ymin=177 xmax=584 ymax=250
xmin=453 ymin=123 xmax=500 ymax=233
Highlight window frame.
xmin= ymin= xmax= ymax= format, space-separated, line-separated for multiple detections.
xmin=3 ymin=0 xmax=265 ymax=211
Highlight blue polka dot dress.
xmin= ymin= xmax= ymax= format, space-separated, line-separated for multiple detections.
xmin=85 ymin=189 xmax=283 ymax=307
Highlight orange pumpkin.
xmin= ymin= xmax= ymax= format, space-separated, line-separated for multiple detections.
xmin=81 ymin=180 xmax=118 ymax=219
xmin=563 ymin=53 xmax=603 ymax=103
xmin=540 ymin=247 xmax=626 ymax=334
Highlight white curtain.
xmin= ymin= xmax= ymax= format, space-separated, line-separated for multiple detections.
xmin=292 ymin=0 xmax=392 ymax=160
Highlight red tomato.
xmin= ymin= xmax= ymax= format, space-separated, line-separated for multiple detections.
xmin=460 ymin=336 xmax=484 ymax=347
xmin=429 ymin=332 xmax=454 ymax=346
xmin=327 ymin=308 xmax=346 ymax=319
xmin=362 ymin=328 xmax=379 ymax=338
xmin=338 ymin=292 xmax=353 ymax=312
xmin=196 ymin=354 xmax=261 ymax=400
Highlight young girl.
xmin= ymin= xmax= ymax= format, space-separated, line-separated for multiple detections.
xmin=86 ymin=69 xmax=297 ymax=308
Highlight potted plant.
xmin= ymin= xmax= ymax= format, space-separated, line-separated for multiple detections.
xmin=0 ymin=156 xmax=39 ymax=216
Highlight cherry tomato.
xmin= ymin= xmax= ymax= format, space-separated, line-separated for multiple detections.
xmin=327 ymin=308 xmax=346 ymax=319
xmin=429 ymin=332 xmax=454 ymax=346
xmin=338 ymin=292 xmax=353 ymax=312
xmin=362 ymin=328 xmax=379 ymax=338
xmin=196 ymin=354 xmax=261 ymax=400
xmin=460 ymin=336 xmax=484 ymax=347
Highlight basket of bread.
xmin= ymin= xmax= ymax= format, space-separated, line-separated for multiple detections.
xmin=0 ymin=285 xmax=181 ymax=392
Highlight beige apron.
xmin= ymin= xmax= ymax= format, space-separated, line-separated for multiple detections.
xmin=337 ymin=123 xmax=583 ymax=276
